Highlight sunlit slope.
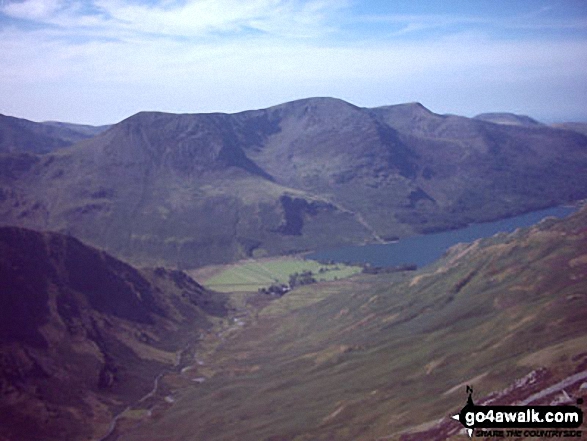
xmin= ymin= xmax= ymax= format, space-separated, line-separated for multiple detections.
xmin=123 ymin=208 xmax=587 ymax=441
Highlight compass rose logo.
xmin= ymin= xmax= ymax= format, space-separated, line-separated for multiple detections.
xmin=451 ymin=385 xmax=475 ymax=437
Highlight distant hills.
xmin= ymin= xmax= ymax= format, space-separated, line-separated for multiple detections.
xmin=552 ymin=122 xmax=587 ymax=136
xmin=473 ymin=112 xmax=543 ymax=127
xmin=0 ymin=113 xmax=110 ymax=154
xmin=1 ymin=98 xmax=586 ymax=267
xmin=0 ymin=226 xmax=226 ymax=441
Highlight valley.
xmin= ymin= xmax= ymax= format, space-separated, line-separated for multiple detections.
xmin=108 ymin=207 xmax=587 ymax=441
xmin=3 ymin=0 xmax=587 ymax=439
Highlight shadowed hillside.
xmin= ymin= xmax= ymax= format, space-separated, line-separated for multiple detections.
xmin=0 ymin=227 xmax=226 ymax=441
xmin=1 ymin=98 xmax=586 ymax=267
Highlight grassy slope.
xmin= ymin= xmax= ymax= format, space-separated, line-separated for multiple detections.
xmin=121 ymin=209 xmax=587 ymax=441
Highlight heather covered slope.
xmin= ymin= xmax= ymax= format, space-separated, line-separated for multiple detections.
xmin=1 ymin=98 xmax=587 ymax=267
xmin=121 ymin=207 xmax=587 ymax=441
xmin=0 ymin=226 xmax=226 ymax=441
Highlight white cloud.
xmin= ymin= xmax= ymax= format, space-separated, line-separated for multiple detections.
xmin=2 ymin=0 xmax=64 ymax=20
xmin=356 ymin=10 xmax=587 ymax=36
xmin=0 ymin=0 xmax=345 ymax=39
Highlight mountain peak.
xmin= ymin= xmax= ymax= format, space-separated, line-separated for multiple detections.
xmin=372 ymin=101 xmax=434 ymax=114
xmin=272 ymin=96 xmax=355 ymax=107
xmin=403 ymin=101 xmax=430 ymax=111
xmin=267 ymin=96 xmax=360 ymax=115
xmin=86 ymin=109 xmax=274 ymax=180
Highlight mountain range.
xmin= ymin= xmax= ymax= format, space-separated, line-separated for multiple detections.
xmin=1 ymin=98 xmax=586 ymax=268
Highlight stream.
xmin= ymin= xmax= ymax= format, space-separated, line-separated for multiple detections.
xmin=96 ymin=309 xmax=250 ymax=441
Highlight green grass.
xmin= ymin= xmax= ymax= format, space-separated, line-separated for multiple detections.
xmin=204 ymin=257 xmax=361 ymax=292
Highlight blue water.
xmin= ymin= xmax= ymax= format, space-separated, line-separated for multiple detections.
xmin=306 ymin=206 xmax=576 ymax=268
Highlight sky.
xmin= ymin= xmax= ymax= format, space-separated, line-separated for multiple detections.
xmin=1 ymin=0 xmax=586 ymax=125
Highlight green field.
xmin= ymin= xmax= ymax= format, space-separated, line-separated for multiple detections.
xmin=202 ymin=257 xmax=361 ymax=292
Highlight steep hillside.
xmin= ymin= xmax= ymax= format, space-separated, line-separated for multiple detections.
xmin=0 ymin=227 xmax=226 ymax=441
xmin=119 ymin=207 xmax=587 ymax=441
xmin=1 ymin=98 xmax=587 ymax=267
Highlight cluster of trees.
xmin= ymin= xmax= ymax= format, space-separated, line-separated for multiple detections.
xmin=361 ymin=263 xmax=417 ymax=274
xmin=258 ymin=270 xmax=319 ymax=296
xmin=258 ymin=262 xmax=419 ymax=297
xmin=288 ymin=270 xmax=316 ymax=288
xmin=258 ymin=284 xmax=290 ymax=296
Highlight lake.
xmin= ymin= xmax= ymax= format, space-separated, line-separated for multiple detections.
xmin=305 ymin=206 xmax=576 ymax=268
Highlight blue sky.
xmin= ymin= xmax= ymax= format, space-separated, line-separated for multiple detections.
xmin=1 ymin=0 xmax=586 ymax=125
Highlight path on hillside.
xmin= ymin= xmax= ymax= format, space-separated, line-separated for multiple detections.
xmin=353 ymin=211 xmax=386 ymax=244
xmin=325 ymin=198 xmax=386 ymax=244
